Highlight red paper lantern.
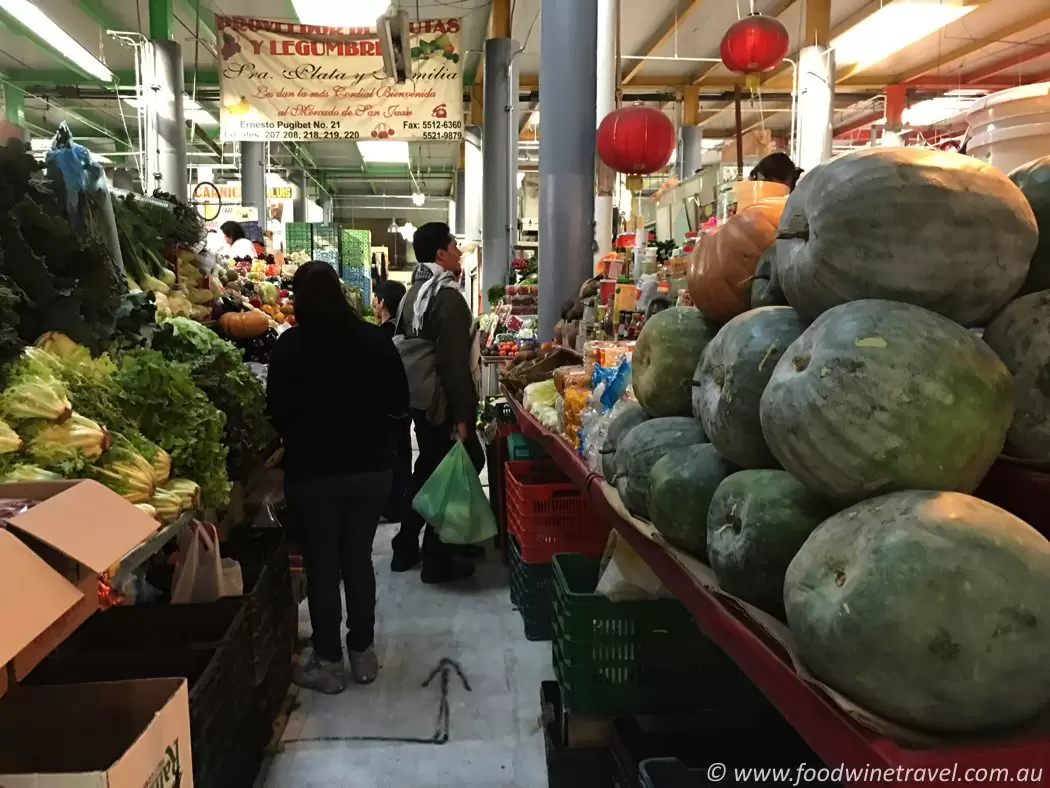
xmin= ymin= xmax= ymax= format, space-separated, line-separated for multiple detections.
xmin=720 ymin=13 xmax=790 ymax=90
xmin=596 ymin=104 xmax=676 ymax=192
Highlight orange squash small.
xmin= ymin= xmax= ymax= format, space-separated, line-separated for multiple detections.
xmin=688 ymin=197 xmax=786 ymax=323
xmin=218 ymin=310 xmax=269 ymax=338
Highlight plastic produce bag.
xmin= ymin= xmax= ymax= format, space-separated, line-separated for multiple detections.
xmin=412 ymin=441 xmax=498 ymax=545
xmin=171 ymin=521 xmax=244 ymax=604
xmin=596 ymin=531 xmax=671 ymax=601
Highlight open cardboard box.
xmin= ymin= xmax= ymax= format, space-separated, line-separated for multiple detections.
xmin=0 ymin=676 xmax=193 ymax=787
xmin=0 ymin=481 xmax=160 ymax=689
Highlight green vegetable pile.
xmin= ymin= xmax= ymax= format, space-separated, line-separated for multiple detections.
xmin=153 ymin=317 xmax=275 ymax=480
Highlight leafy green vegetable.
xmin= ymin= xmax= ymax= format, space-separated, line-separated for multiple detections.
xmin=114 ymin=348 xmax=229 ymax=506
xmin=152 ymin=317 xmax=275 ymax=481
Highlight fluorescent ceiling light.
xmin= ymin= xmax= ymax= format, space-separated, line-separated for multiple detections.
xmin=122 ymin=95 xmax=218 ymax=126
xmin=0 ymin=0 xmax=114 ymax=82
xmin=398 ymin=221 xmax=417 ymax=242
xmin=902 ymin=94 xmax=979 ymax=127
xmin=291 ymin=0 xmax=389 ymax=26
xmin=357 ymin=140 xmax=410 ymax=164
xmin=29 ymin=138 xmax=50 ymax=152
xmin=411 ymin=192 xmax=425 ymax=206
xmin=832 ymin=1 xmax=977 ymax=73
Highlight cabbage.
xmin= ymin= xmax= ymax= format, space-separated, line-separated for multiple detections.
xmin=2 ymin=463 xmax=61 ymax=482
xmin=0 ymin=420 xmax=21 ymax=454
xmin=149 ymin=487 xmax=183 ymax=522
xmin=258 ymin=282 xmax=278 ymax=306
xmin=151 ymin=447 xmax=172 ymax=484
xmin=161 ymin=478 xmax=201 ymax=510
xmin=0 ymin=377 xmax=72 ymax=423
xmin=23 ymin=412 xmax=107 ymax=467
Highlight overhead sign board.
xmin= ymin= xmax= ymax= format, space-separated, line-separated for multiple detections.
xmin=216 ymin=15 xmax=464 ymax=143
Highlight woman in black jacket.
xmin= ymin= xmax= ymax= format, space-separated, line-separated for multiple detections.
xmin=268 ymin=261 xmax=409 ymax=694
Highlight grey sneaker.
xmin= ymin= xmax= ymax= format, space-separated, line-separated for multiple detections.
xmin=293 ymin=650 xmax=346 ymax=694
xmin=348 ymin=644 xmax=379 ymax=684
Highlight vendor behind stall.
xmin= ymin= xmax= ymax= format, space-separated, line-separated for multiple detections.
xmin=749 ymin=152 xmax=803 ymax=192
xmin=219 ymin=220 xmax=259 ymax=260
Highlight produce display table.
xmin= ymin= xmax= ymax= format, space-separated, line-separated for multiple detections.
xmin=505 ymin=394 xmax=1050 ymax=786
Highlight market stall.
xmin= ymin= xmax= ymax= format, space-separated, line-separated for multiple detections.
xmin=497 ymin=144 xmax=1050 ymax=785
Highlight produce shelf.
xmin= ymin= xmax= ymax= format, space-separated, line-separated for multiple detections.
xmin=107 ymin=511 xmax=195 ymax=590
xmin=506 ymin=394 xmax=1050 ymax=786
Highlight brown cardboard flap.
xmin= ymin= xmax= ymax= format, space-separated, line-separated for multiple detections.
xmin=3 ymin=480 xmax=159 ymax=574
xmin=0 ymin=529 xmax=82 ymax=669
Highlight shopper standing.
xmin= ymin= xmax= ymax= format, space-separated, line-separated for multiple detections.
xmin=268 ymin=261 xmax=409 ymax=694
xmin=373 ymin=279 xmax=411 ymax=523
xmin=393 ymin=222 xmax=484 ymax=583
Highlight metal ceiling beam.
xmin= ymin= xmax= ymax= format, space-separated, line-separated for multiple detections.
xmin=891 ymin=7 xmax=1050 ymax=85
xmin=960 ymin=42 xmax=1050 ymax=84
xmin=622 ymin=0 xmax=706 ymax=85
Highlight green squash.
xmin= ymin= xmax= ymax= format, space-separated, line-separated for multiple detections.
xmin=648 ymin=444 xmax=735 ymax=558
xmin=1009 ymin=156 xmax=1050 ymax=293
xmin=600 ymin=403 xmax=651 ymax=480
xmin=632 ymin=307 xmax=718 ymax=417
xmin=776 ymin=147 xmax=1037 ymax=326
xmin=707 ymin=470 xmax=835 ymax=618
xmin=693 ymin=306 xmax=805 ymax=468
xmin=614 ymin=417 xmax=707 ymax=518
xmin=983 ymin=289 xmax=1050 ymax=461
xmin=749 ymin=248 xmax=786 ymax=308
xmin=785 ymin=490 xmax=1050 ymax=733
xmin=760 ymin=300 xmax=1013 ymax=502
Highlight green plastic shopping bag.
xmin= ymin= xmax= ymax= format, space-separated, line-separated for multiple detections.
xmin=412 ymin=441 xmax=498 ymax=545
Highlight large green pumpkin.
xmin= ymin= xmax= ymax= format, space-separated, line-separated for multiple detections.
xmin=632 ymin=307 xmax=718 ymax=417
xmin=707 ymin=470 xmax=835 ymax=618
xmin=614 ymin=417 xmax=707 ymax=518
xmin=600 ymin=403 xmax=651 ymax=481
xmin=983 ymin=289 xmax=1050 ymax=461
xmin=693 ymin=306 xmax=805 ymax=468
xmin=1009 ymin=156 xmax=1050 ymax=293
xmin=776 ymin=147 xmax=1037 ymax=326
xmin=760 ymin=300 xmax=1013 ymax=502
xmin=784 ymin=491 xmax=1050 ymax=732
xmin=749 ymin=248 xmax=786 ymax=308
xmin=648 ymin=444 xmax=735 ymax=558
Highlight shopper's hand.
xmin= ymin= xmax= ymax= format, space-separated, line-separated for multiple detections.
xmin=455 ymin=422 xmax=471 ymax=442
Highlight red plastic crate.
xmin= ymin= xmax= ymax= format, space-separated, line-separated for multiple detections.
xmin=505 ymin=459 xmax=611 ymax=562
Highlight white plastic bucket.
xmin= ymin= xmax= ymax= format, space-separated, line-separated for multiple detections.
xmin=966 ymin=82 xmax=1050 ymax=139
xmin=968 ymin=122 xmax=1050 ymax=174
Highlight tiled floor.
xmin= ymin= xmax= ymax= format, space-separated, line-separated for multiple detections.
xmin=259 ymin=449 xmax=552 ymax=788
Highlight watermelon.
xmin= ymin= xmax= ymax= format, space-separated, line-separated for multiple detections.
xmin=632 ymin=307 xmax=718 ymax=417
xmin=983 ymin=289 xmax=1050 ymax=461
xmin=600 ymin=403 xmax=651 ymax=480
xmin=707 ymin=470 xmax=835 ymax=617
xmin=749 ymin=248 xmax=786 ymax=308
xmin=648 ymin=444 xmax=735 ymax=558
xmin=776 ymin=147 xmax=1037 ymax=326
xmin=693 ymin=306 xmax=805 ymax=468
xmin=614 ymin=417 xmax=707 ymax=518
xmin=760 ymin=300 xmax=1013 ymax=502
xmin=785 ymin=491 xmax=1050 ymax=733
xmin=1009 ymin=156 xmax=1050 ymax=293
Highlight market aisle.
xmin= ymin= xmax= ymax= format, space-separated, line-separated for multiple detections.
xmin=257 ymin=515 xmax=553 ymax=788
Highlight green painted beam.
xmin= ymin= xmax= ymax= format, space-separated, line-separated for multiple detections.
xmin=149 ymin=0 xmax=173 ymax=40
xmin=178 ymin=0 xmax=215 ymax=37
xmin=4 ymin=84 xmax=24 ymax=127
xmin=7 ymin=68 xmax=219 ymax=87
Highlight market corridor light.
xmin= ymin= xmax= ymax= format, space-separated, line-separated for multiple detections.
xmin=902 ymin=93 xmax=982 ymax=127
xmin=357 ymin=140 xmax=410 ymax=164
xmin=0 ymin=0 xmax=114 ymax=82
xmin=291 ymin=0 xmax=389 ymax=26
xmin=122 ymin=95 xmax=218 ymax=126
xmin=831 ymin=1 xmax=978 ymax=73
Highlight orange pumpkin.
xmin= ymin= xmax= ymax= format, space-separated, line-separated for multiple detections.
xmin=218 ymin=310 xmax=270 ymax=338
xmin=687 ymin=197 xmax=786 ymax=323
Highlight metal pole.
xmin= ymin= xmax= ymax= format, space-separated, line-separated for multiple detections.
xmin=240 ymin=141 xmax=267 ymax=233
xmin=145 ymin=39 xmax=187 ymax=200
xmin=454 ymin=168 xmax=466 ymax=236
xmin=734 ymin=86 xmax=744 ymax=178
xmin=539 ymin=0 xmax=598 ymax=342
xmin=594 ymin=0 xmax=618 ymax=263
xmin=482 ymin=37 xmax=518 ymax=311
xmin=679 ymin=126 xmax=703 ymax=178
xmin=294 ymin=170 xmax=309 ymax=222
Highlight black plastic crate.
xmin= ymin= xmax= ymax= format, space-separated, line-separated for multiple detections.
xmin=641 ymin=758 xmax=714 ymax=787
xmin=542 ymin=680 xmax=613 ymax=788
xmin=509 ymin=535 xmax=554 ymax=641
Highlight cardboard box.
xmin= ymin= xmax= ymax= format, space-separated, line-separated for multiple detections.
xmin=0 ymin=677 xmax=194 ymax=787
xmin=0 ymin=481 xmax=160 ymax=686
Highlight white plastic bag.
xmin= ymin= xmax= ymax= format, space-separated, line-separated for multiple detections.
xmin=171 ymin=521 xmax=243 ymax=604
xmin=596 ymin=531 xmax=671 ymax=601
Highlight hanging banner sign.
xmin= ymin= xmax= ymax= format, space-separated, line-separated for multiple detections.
xmin=215 ymin=15 xmax=464 ymax=143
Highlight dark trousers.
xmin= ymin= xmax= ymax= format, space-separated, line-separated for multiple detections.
xmin=285 ymin=470 xmax=392 ymax=663
xmin=393 ymin=411 xmax=485 ymax=562
xmin=383 ymin=419 xmax=412 ymax=522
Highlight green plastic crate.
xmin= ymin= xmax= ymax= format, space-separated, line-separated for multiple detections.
xmin=341 ymin=228 xmax=371 ymax=269
xmin=506 ymin=432 xmax=548 ymax=461
xmin=552 ymin=553 xmax=749 ymax=717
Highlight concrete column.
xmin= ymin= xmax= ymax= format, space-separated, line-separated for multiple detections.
xmin=482 ymin=37 xmax=519 ymax=310
xmin=679 ymin=126 xmax=703 ymax=179
xmin=143 ymin=39 xmax=187 ymax=200
xmin=593 ymin=0 xmax=617 ymax=262
xmin=795 ymin=45 xmax=835 ymax=173
xmin=293 ymin=170 xmax=309 ymax=222
xmin=240 ymin=141 xmax=266 ymax=232
xmin=454 ymin=168 xmax=466 ymax=236
xmin=539 ymin=0 xmax=598 ymax=342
